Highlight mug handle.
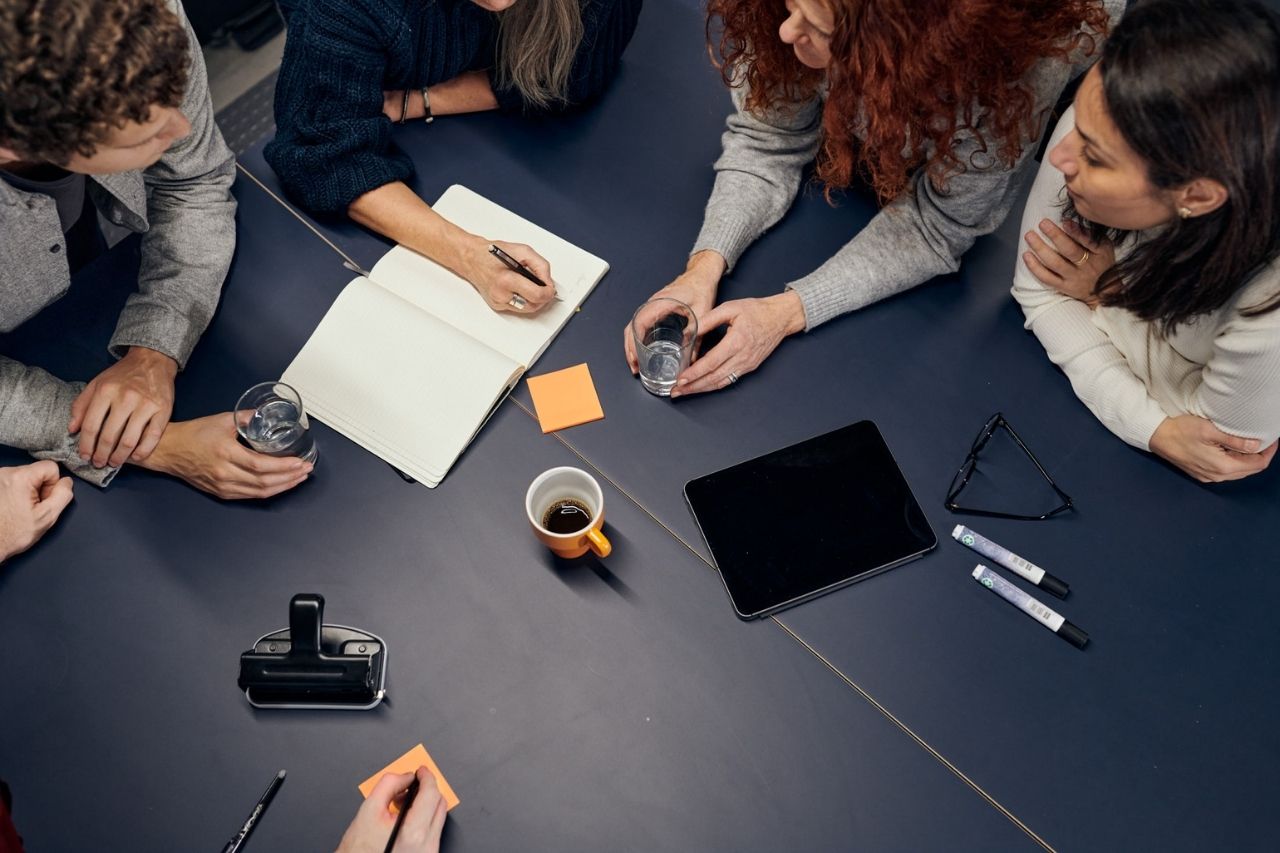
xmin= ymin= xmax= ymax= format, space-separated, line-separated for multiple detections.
xmin=586 ymin=527 xmax=612 ymax=558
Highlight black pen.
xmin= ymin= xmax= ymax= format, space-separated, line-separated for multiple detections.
xmin=487 ymin=243 xmax=563 ymax=301
xmin=222 ymin=770 xmax=286 ymax=853
xmin=383 ymin=776 xmax=421 ymax=853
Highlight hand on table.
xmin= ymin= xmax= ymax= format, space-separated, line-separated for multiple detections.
xmin=0 ymin=461 xmax=73 ymax=562
xmin=623 ymin=251 xmax=724 ymax=375
xmin=335 ymin=767 xmax=447 ymax=853
xmin=70 ymin=346 xmax=178 ymax=468
xmin=135 ymin=413 xmax=313 ymax=500
xmin=458 ymin=238 xmax=557 ymax=314
xmin=1023 ymin=218 xmax=1115 ymax=306
xmin=1149 ymin=415 xmax=1277 ymax=483
xmin=668 ymin=290 xmax=806 ymax=398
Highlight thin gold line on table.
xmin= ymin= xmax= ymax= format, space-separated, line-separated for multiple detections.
xmin=514 ymin=398 xmax=1057 ymax=851
xmin=234 ymin=162 xmax=370 ymax=275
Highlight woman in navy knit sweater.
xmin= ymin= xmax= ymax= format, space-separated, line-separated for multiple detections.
xmin=266 ymin=0 xmax=641 ymax=314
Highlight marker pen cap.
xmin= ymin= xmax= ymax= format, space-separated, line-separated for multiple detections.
xmin=1039 ymin=573 xmax=1070 ymax=600
xmin=1057 ymin=620 xmax=1089 ymax=649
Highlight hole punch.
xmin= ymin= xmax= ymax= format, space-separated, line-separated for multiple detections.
xmin=237 ymin=593 xmax=387 ymax=710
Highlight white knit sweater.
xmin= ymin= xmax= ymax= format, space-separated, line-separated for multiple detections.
xmin=1012 ymin=108 xmax=1280 ymax=450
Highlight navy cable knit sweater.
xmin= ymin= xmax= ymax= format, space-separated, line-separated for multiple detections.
xmin=265 ymin=0 xmax=642 ymax=213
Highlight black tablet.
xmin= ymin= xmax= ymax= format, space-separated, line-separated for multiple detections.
xmin=684 ymin=420 xmax=936 ymax=619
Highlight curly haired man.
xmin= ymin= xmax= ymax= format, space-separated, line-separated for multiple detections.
xmin=0 ymin=0 xmax=312 ymax=507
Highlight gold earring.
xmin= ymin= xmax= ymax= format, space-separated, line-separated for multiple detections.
xmin=1179 ymin=206 xmax=1192 ymax=219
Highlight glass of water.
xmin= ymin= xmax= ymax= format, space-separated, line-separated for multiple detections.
xmin=630 ymin=297 xmax=699 ymax=396
xmin=234 ymin=381 xmax=318 ymax=464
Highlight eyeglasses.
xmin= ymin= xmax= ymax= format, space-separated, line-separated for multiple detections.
xmin=945 ymin=412 xmax=1074 ymax=521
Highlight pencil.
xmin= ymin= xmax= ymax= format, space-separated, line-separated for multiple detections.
xmin=221 ymin=769 xmax=286 ymax=853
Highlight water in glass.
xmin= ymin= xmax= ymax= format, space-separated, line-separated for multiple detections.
xmin=243 ymin=399 xmax=317 ymax=463
xmin=641 ymin=339 xmax=683 ymax=395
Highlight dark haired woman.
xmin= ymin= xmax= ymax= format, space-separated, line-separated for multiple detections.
xmin=625 ymin=0 xmax=1121 ymax=394
xmin=266 ymin=0 xmax=641 ymax=315
xmin=1015 ymin=0 xmax=1280 ymax=483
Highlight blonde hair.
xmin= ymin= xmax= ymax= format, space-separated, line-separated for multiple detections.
xmin=495 ymin=0 xmax=584 ymax=111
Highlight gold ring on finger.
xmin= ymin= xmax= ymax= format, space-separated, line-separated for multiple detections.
xmin=1073 ymin=250 xmax=1090 ymax=267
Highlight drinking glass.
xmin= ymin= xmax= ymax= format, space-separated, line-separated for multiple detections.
xmin=630 ymin=297 xmax=698 ymax=396
xmin=234 ymin=382 xmax=318 ymax=464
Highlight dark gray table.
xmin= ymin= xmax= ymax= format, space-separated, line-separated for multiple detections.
xmin=0 ymin=172 xmax=1040 ymax=852
xmin=235 ymin=0 xmax=1280 ymax=848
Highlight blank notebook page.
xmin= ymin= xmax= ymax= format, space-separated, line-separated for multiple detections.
xmin=283 ymin=278 xmax=520 ymax=484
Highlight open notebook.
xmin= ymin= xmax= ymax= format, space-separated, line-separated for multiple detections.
xmin=283 ymin=185 xmax=609 ymax=487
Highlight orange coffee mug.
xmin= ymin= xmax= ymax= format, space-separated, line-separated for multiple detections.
xmin=525 ymin=467 xmax=612 ymax=559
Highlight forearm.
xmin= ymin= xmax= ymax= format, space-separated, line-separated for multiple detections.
xmin=389 ymin=71 xmax=498 ymax=119
xmin=790 ymin=143 xmax=1039 ymax=329
xmin=1024 ymin=300 xmax=1171 ymax=449
xmin=347 ymin=182 xmax=478 ymax=273
xmin=683 ymin=250 xmax=728 ymax=297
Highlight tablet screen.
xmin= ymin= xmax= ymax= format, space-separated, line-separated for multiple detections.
xmin=684 ymin=421 xmax=936 ymax=619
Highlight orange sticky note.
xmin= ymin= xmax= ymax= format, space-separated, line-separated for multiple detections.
xmin=526 ymin=363 xmax=604 ymax=433
xmin=358 ymin=743 xmax=460 ymax=811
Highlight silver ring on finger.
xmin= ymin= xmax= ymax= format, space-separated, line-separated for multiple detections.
xmin=508 ymin=293 xmax=527 ymax=310
xmin=726 ymin=371 xmax=740 ymax=386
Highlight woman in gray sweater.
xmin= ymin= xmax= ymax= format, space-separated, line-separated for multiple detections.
xmin=626 ymin=0 xmax=1122 ymax=395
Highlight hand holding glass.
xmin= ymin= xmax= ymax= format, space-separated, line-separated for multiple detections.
xmin=631 ymin=297 xmax=698 ymax=396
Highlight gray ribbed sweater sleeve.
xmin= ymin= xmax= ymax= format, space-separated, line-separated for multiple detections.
xmin=693 ymin=50 xmax=1101 ymax=329
xmin=794 ymin=103 xmax=1060 ymax=327
xmin=691 ymin=83 xmax=823 ymax=271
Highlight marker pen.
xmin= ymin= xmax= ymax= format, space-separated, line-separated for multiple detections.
xmin=971 ymin=564 xmax=1088 ymax=649
xmin=952 ymin=525 xmax=1069 ymax=599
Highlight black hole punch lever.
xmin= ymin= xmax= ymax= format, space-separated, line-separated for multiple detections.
xmin=237 ymin=593 xmax=388 ymax=710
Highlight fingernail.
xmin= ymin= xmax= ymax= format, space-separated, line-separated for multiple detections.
xmin=1041 ymin=219 xmax=1052 ymax=228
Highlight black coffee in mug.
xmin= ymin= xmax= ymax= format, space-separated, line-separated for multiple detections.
xmin=542 ymin=498 xmax=593 ymax=534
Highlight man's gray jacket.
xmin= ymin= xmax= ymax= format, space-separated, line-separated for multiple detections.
xmin=0 ymin=1 xmax=236 ymax=486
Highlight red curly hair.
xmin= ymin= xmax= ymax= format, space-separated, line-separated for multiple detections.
xmin=709 ymin=0 xmax=1111 ymax=202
